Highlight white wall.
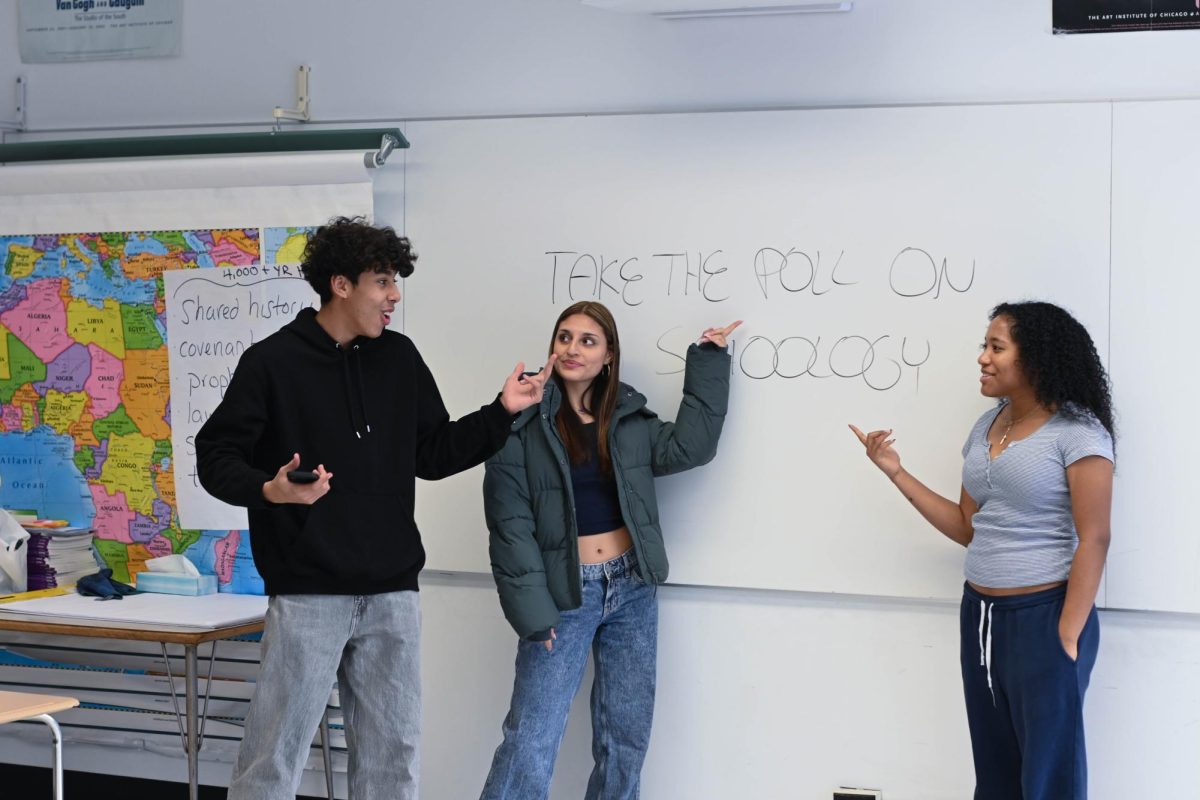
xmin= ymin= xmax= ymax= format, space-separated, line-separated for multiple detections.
xmin=422 ymin=576 xmax=1200 ymax=800
xmin=3 ymin=0 xmax=1200 ymax=129
xmin=2 ymin=1 xmax=1199 ymax=797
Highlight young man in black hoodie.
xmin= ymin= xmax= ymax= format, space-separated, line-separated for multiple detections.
xmin=196 ymin=217 xmax=553 ymax=800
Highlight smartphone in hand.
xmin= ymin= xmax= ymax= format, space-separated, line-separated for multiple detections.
xmin=286 ymin=469 xmax=319 ymax=484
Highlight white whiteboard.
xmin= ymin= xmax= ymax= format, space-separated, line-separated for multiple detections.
xmin=402 ymin=104 xmax=1112 ymax=601
xmin=1107 ymin=100 xmax=1200 ymax=614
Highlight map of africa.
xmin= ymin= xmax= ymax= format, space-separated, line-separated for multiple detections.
xmin=0 ymin=226 xmax=314 ymax=594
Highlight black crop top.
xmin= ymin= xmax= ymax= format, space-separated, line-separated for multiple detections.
xmin=570 ymin=422 xmax=625 ymax=536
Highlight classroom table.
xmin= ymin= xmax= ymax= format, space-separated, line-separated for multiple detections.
xmin=0 ymin=689 xmax=79 ymax=800
xmin=0 ymin=612 xmax=338 ymax=800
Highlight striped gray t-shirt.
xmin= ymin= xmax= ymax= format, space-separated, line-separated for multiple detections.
xmin=961 ymin=403 xmax=1113 ymax=588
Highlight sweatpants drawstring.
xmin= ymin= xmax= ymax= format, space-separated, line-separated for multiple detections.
xmin=978 ymin=600 xmax=995 ymax=706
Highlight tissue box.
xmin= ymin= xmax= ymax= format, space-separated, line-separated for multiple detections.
xmin=135 ymin=572 xmax=218 ymax=596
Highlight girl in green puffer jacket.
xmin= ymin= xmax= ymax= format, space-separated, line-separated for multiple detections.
xmin=480 ymin=300 xmax=740 ymax=800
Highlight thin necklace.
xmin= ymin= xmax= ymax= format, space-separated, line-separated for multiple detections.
xmin=997 ymin=405 xmax=1040 ymax=449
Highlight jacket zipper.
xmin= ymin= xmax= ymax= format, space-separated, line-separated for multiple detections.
xmin=542 ymin=407 xmax=583 ymax=603
xmin=607 ymin=406 xmax=649 ymax=582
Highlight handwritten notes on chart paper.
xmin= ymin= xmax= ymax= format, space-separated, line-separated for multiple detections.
xmin=165 ymin=264 xmax=318 ymax=530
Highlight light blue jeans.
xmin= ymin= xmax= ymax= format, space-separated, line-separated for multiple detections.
xmin=228 ymin=591 xmax=422 ymax=800
xmin=480 ymin=549 xmax=659 ymax=800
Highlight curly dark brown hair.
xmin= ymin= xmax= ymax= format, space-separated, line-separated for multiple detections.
xmin=300 ymin=216 xmax=416 ymax=303
xmin=991 ymin=301 xmax=1115 ymax=443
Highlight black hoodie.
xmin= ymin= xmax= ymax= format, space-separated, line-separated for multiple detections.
xmin=196 ymin=307 xmax=510 ymax=595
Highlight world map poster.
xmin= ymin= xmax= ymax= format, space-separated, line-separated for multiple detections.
xmin=0 ymin=226 xmax=316 ymax=593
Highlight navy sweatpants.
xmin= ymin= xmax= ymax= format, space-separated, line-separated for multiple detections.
xmin=960 ymin=583 xmax=1099 ymax=800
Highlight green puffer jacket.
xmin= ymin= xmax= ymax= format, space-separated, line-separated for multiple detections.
xmin=483 ymin=343 xmax=731 ymax=638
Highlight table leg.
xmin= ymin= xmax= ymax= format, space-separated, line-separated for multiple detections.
xmin=32 ymin=714 xmax=65 ymax=800
xmin=159 ymin=643 xmax=187 ymax=753
xmin=185 ymin=643 xmax=199 ymax=800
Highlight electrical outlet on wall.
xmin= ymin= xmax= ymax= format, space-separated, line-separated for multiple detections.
xmin=833 ymin=788 xmax=882 ymax=800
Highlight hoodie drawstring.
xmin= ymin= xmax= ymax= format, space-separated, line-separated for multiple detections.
xmin=337 ymin=343 xmax=372 ymax=438
xmin=352 ymin=346 xmax=371 ymax=435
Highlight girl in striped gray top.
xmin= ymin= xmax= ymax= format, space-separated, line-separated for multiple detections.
xmin=851 ymin=301 xmax=1114 ymax=800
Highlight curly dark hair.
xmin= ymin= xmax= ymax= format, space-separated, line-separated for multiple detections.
xmin=300 ymin=216 xmax=416 ymax=303
xmin=990 ymin=301 xmax=1115 ymax=443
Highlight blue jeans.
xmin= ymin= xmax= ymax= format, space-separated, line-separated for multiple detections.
xmin=228 ymin=591 xmax=422 ymax=800
xmin=481 ymin=549 xmax=659 ymax=800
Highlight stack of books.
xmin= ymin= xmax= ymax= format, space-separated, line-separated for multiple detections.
xmin=22 ymin=524 xmax=98 ymax=590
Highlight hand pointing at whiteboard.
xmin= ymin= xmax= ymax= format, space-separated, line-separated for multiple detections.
xmin=698 ymin=320 xmax=743 ymax=348
xmin=848 ymin=424 xmax=902 ymax=479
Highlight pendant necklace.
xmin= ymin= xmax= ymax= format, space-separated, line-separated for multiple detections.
xmin=997 ymin=406 xmax=1039 ymax=450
